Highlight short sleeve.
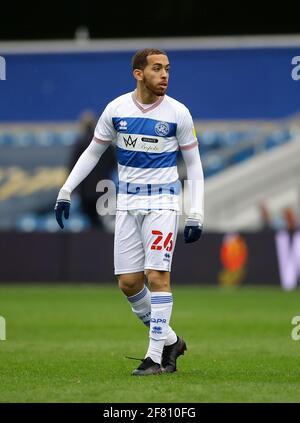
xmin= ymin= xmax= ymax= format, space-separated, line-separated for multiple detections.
xmin=177 ymin=107 xmax=199 ymax=151
xmin=94 ymin=103 xmax=116 ymax=143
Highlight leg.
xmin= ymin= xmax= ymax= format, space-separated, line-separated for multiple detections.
xmin=118 ymin=272 xmax=152 ymax=327
xmin=114 ymin=211 xmax=152 ymax=327
xmin=140 ymin=211 xmax=180 ymax=367
xmin=147 ymin=269 xmax=187 ymax=372
xmin=145 ymin=269 xmax=177 ymax=364
xmin=147 ymin=269 xmax=171 ymax=292
xmin=146 ymin=269 xmax=178 ymax=346
xmin=118 ymin=272 xmax=145 ymax=297
xmin=114 ymin=211 xmax=162 ymax=376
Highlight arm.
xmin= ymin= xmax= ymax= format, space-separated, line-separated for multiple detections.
xmin=181 ymin=145 xmax=204 ymax=243
xmin=55 ymin=138 xmax=110 ymax=229
xmin=55 ymin=102 xmax=116 ymax=229
xmin=176 ymin=106 xmax=204 ymax=242
xmin=59 ymin=139 xmax=110 ymax=196
xmin=181 ymin=144 xmax=204 ymax=224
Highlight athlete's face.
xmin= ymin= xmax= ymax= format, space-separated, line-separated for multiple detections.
xmin=140 ymin=54 xmax=170 ymax=96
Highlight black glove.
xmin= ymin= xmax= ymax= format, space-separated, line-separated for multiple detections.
xmin=184 ymin=218 xmax=203 ymax=243
xmin=54 ymin=189 xmax=71 ymax=229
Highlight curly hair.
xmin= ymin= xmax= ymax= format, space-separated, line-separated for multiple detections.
xmin=132 ymin=48 xmax=167 ymax=71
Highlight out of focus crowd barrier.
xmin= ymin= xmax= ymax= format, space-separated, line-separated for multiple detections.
xmin=0 ymin=230 xmax=299 ymax=290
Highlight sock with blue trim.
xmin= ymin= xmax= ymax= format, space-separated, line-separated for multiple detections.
xmin=126 ymin=286 xmax=177 ymax=346
xmin=145 ymin=292 xmax=175 ymax=364
xmin=127 ymin=285 xmax=151 ymax=327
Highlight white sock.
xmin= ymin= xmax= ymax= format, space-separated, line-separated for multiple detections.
xmin=146 ymin=292 xmax=175 ymax=364
xmin=127 ymin=285 xmax=151 ymax=327
xmin=126 ymin=286 xmax=177 ymax=345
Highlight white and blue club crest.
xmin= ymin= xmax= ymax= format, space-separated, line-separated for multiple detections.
xmin=154 ymin=121 xmax=170 ymax=136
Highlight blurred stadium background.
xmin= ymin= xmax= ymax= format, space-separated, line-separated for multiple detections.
xmin=1 ymin=2 xmax=300 ymax=403
xmin=1 ymin=36 xmax=300 ymax=288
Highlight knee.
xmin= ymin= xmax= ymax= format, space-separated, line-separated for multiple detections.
xmin=147 ymin=270 xmax=170 ymax=292
xmin=118 ymin=273 xmax=144 ymax=295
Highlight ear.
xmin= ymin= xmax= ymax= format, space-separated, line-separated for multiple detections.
xmin=133 ymin=69 xmax=143 ymax=81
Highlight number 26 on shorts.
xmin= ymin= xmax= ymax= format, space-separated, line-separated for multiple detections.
xmin=151 ymin=230 xmax=173 ymax=252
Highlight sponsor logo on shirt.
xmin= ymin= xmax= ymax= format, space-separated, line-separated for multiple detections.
xmin=119 ymin=120 xmax=128 ymax=130
xmin=141 ymin=137 xmax=158 ymax=143
xmin=123 ymin=135 xmax=137 ymax=148
xmin=139 ymin=143 xmax=160 ymax=153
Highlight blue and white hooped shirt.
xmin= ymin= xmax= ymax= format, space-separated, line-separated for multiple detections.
xmin=94 ymin=91 xmax=198 ymax=211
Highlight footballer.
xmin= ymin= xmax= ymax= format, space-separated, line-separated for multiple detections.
xmin=55 ymin=48 xmax=204 ymax=376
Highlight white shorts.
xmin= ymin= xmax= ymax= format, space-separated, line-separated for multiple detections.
xmin=114 ymin=210 xmax=179 ymax=274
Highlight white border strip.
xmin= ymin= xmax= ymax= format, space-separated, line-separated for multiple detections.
xmin=0 ymin=35 xmax=300 ymax=54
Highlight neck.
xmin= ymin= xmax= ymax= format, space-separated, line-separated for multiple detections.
xmin=135 ymin=85 xmax=160 ymax=104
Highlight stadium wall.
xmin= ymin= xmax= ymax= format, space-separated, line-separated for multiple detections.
xmin=1 ymin=231 xmax=299 ymax=290
xmin=1 ymin=39 xmax=300 ymax=121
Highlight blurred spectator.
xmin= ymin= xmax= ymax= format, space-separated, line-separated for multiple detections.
xmin=258 ymin=202 xmax=274 ymax=231
xmin=282 ymin=207 xmax=299 ymax=232
xmin=70 ymin=111 xmax=117 ymax=229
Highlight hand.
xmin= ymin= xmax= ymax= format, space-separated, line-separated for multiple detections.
xmin=54 ymin=189 xmax=71 ymax=229
xmin=184 ymin=218 xmax=203 ymax=244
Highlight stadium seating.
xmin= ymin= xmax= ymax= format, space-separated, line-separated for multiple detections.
xmin=198 ymin=125 xmax=293 ymax=178
xmin=0 ymin=121 xmax=297 ymax=231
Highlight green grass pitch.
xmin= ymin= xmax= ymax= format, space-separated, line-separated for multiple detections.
xmin=0 ymin=284 xmax=300 ymax=403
